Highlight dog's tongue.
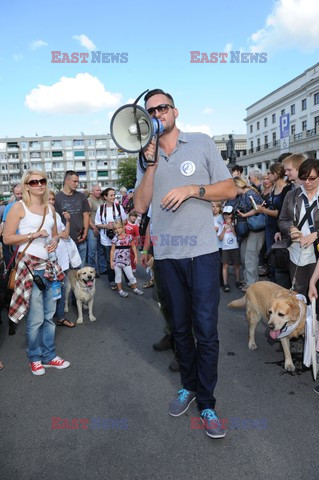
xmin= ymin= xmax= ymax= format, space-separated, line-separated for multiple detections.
xmin=269 ymin=329 xmax=281 ymax=340
xmin=86 ymin=281 xmax=94 ymax=287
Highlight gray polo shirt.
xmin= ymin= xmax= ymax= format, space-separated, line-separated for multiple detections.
xmin=136 ymin=131 xmax=231 ymax=260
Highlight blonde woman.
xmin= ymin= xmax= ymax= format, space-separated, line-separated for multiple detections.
xmin=233 ymin=177 xmax=265 ymax=291
xmin=3 ymin=171 xmax=70 ymax=376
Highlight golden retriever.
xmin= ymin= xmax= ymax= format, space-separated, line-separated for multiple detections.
xmin=228 ymin=281 xmax=306 ymax=372
xmin=65 ymin=267 xmax=96 ymax=324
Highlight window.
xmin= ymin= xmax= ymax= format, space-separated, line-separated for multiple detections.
xmin=272 ymin=132 xmax=276 ymax=142
xmin=88 ymin=150 xmax=95 ymax=157
xmin=51 ymin=140 xmax=62 ymax=148
xmin=52 ymin=151 xmax=63 ymax=157
xmin=315 ymin=116 xmax=319 ymax=130
xmin=257 ymin=138 xmax=261 ymax=151
xmin=281 ymin=109 xmax=285 ymax=116
xmin=291 ymin=104 xmax=295 ymax=115
xmin=74 ymin=151 xmax=85 ymax=157
xmin=272 ymin=113 xmax=276 ymax=124
xmin=21 ymin=142 xmax=28 ymax=150
xmin=302 ymin=99 xmax=307 ymax=110
xmin=73 ymin=139 xmax=84 ymax=147
xmin=264 ymin=135 xmax=268 ymax=148
xmin=250 ymin=141 xmax=253 ymax=153
xmin=29 ymin=141 xmax=40 ymax=149
xmin=264 ymin=118 xmax=267 ymax=127
xmin=43 ymin=141 xmax=51 ymax=149
xmin=257 ymin=121 xmax=260 ymax=130
xmin=291 ymin=124 xmax=295 ymax=135
xmin=87 ymin=139 xmax=95 ymax=146
xmin=314 ymin=93 xmax=319 ymax=105
xmin=250 ymin=125 xmax=253 ymax=133
xmin=64 ymin=140 xmax=73 ymax=147
xmin=302 ymin=120 xmax=307 ymax=131
xmin=7 ymin=142 xmax=19 ymax=149
xmin=96 ymin=139 xmax=106 ymax=147
xmin=65 ymin=151 xmax=73 ymax=159
xmin=96 ymin=149 xmax=107 ymax=156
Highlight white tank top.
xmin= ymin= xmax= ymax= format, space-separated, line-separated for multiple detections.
xmin=18 ymin=201 xmax=55 ymax=260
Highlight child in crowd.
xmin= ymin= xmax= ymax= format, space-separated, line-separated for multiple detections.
xmin=110 ymin=220 xmax=144 ymax=298
xmin=218 ymin=206 xmax=242 ymax=292
xmin=125 ymin=211 xmax=140 ymax=273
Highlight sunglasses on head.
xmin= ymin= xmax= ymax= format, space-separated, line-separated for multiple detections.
xmin=146 ymin=104 xmax=174 ymax=117
xmin=27 ymin=178 xmax=47 ymax=187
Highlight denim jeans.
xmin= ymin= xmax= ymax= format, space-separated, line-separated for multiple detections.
xmin=76 ymin=241 xmax=87 ymax=268
xmin=55 ymin=269 xmax=68 ymax=321
xmin=155 ymin=253 xmax=220 ymax=410
xmin=26 ymin=269 xmax=57 ymax=363
xmin=87 ymin=229 xmax=106 ymax=272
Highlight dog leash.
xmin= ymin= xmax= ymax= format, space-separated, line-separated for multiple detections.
xmin=290 ymin=247 xmax=303 ymax=292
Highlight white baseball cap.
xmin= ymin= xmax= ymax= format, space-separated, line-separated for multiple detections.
xmin=223 ymin=205 xmax=233 ymax=214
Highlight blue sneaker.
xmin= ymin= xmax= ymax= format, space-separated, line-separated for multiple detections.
xmin=169 ymin=389 xmax=196 ymax=417
xmin=200 ymin=409 xmax=226 ymax=438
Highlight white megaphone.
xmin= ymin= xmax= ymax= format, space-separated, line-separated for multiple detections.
xmin=110 ymin=93 xmax=164 ymax=154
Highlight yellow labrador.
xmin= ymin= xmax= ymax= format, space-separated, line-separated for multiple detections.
xmin=65 ymin=267 xmax=96 ymax=324
xmin=228 ymin=281 xmax=306 ymax=372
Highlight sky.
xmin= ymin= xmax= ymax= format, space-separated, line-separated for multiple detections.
xmin=1 ymin=0 xmax=319 ymax=139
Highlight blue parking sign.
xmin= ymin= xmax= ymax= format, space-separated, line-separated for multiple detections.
xmin=280 ymin=114 xmax=290 ymax=138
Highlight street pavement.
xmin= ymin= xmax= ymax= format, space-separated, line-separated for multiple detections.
xmin=1 ymin=268 xmax=319 ymax=480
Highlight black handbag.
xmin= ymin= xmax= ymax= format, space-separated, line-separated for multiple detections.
xmin=266 ymin=239 xmax=290 ymax=270
xmin=234 ymin=214 xmax=249 ymax=238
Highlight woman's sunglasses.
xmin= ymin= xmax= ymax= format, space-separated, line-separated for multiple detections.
xmin=27 ymin=178 xmax=47 ymax=187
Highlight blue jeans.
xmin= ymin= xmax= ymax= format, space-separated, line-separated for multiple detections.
xmin=155 ymin=252 xmax=220 ymax=410
xmin=76 ymin=241 xmax=87 ymax=268
xmin=87 ymin=229 xmax=106 ymax=272
xmin=55 ymin=270 xmax=68 ymax=321
xmin=26 ymin=269 xmax=57 ymax=363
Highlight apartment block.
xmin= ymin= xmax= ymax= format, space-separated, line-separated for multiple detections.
xmin=0 ymin=134 xmax=130 ymax=196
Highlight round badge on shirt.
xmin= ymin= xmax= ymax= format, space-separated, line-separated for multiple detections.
xmin=180 ymin=161 xmax=195 ymax=176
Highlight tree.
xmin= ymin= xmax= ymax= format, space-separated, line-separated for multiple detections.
xmin=117 ymin=156 xmax=138 ymax=190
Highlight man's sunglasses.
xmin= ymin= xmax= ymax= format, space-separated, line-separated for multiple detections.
xmin=146 ymin=104 xmax=174 ymax=117
xmin=27 ymin=178 xmax=47 ymax=187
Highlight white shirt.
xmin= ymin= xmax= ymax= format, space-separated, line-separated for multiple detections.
xmin=95 ymin=202 xmax=127 ymax=246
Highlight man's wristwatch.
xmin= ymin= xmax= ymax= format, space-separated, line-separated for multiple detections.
xmin=198 ymin=185 xmax=206 ymax=198
xmin=27 ymin=232 xmax=33 ymax=240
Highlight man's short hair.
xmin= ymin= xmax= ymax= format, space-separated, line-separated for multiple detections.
xmin=249 ymin=168 xmax=262 ymax=180
xmin=12 ymin=183 xmax=21 ymax=193
xmin=63 ymin=170 xmax=79 ymax=184
xmin=277 ymin=152 xmax=292 ymax=163
xmin=144 ymin=89 xmax=175 ymax=107
xmin=231 ymin=165 xmax=243 ymax=174
xmin=282 ymin=153 xmax=306 ymax=169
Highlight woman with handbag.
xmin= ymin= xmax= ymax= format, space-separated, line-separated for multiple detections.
xmin=278 ymin=158 xmax=319 ymax=299
xmin=233 ymin=177 xmax=265 ymax=291
xmin=95 ymin=187 xmax=127 ymax=290
xmin=3 ymin=170 xmax=70 ymax=376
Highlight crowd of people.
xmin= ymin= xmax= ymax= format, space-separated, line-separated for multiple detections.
xmin=1 ymin=88 xmax=319 ymax=439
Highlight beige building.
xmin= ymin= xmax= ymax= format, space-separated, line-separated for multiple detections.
xmin=239 ymin=62 xmax=319 ymax=175
xmin=213 ymin=134 xmax=247 ymax=162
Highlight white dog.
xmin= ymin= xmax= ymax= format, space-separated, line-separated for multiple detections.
xmin=65 ymin=267 xmax=96 ymax=324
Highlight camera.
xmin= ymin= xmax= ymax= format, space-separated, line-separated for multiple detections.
xmin=106 ymin=229 xmax=115 ymax=240
xmin=33 ymin=274 xmax=46 ymax=291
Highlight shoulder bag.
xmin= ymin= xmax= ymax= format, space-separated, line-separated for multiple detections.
xmin=7 ymin=206 xmax=47 ymax=290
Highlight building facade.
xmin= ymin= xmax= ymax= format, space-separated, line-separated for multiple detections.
xmin=240 ymin=63 xmax=319 ymax=175
xmin=0 ymin=134 xmax=130 ymax=196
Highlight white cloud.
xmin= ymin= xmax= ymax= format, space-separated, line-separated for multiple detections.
xmin=25 ymin=73 xmax=122 ymax=114
xmin=249 ymin=0 xmax=319 ymax=53
xmin=177 ymin=121 xmax=212 ymax=136
xmin=73 ymin=34 xmax=96 ymax=51
xmin=224 ymin=43 xmax=233 ymax=53
xmin=30 ymin=40 xmax=48 ymax=50
xmin=202 ymin=107 xmax=214 ymax=114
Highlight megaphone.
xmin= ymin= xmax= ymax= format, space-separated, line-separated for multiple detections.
xmin=110 ymin=104 xmax=164 ymax=153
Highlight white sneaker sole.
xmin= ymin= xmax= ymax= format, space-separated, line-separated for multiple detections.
xmin=43 ymin=362 xmax=70 ymax=369
xmin=201 ymin=418 xmax=226 ymax=438
xmin=31 ymin=369 xmax=45 ymax=376
xmin=169 ymin=396 xmax=196 ymax=417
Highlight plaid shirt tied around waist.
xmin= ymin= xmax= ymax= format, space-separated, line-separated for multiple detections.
xmin=9 ymin=254 xmax=65 ymax=324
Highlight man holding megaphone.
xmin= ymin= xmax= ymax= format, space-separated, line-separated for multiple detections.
xmin=133 ymin=89 xmax=237 ymax=439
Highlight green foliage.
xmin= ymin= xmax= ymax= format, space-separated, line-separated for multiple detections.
xmin=117 ymin=156 xmax=138 ymax=190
